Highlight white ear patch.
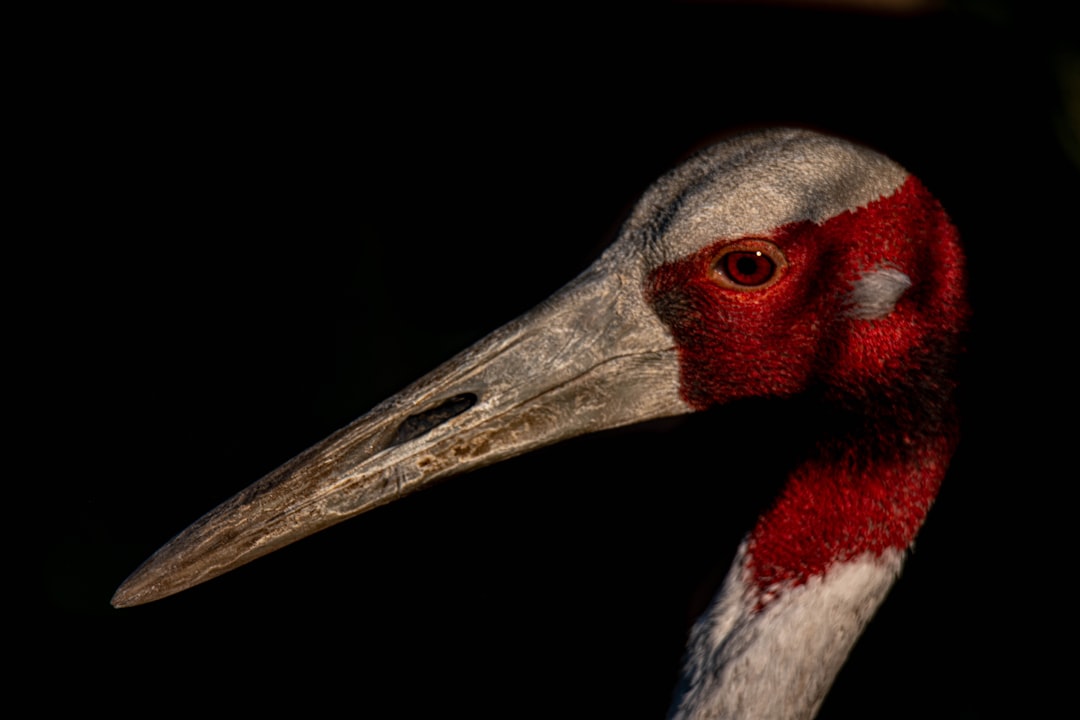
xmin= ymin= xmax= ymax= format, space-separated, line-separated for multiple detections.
xmin=845 ymin=267 xmax=912 ymax=320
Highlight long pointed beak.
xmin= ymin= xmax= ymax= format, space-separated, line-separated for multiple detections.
xmin=112 ymin=253 xmax=688 ymax=607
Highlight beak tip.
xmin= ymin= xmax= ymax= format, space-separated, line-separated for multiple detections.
xmin=111 ymin=557 xmax=179 ymax=609
xmin=110 ymin=574 xmax=149 ymax=609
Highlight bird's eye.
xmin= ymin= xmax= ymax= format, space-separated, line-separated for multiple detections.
xmin=721 ymin=251 xmax=774 ymax=285
xmin=710 ymin=240 xmax=787 ymax=291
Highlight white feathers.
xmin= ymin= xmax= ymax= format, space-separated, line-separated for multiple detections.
xmin=669 ymin=547 xmax=905 ymax=720
xmin=845 ymin=267 xmax=913 ymax=320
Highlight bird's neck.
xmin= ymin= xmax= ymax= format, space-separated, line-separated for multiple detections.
xmin=669 ymin=399 xmax=958 ymax=720
xmin=746 ymin=416 xmax=956 ymax=605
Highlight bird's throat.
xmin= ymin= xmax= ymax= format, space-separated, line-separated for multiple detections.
xmin=744 ymin=419 xmax=957 ymax=605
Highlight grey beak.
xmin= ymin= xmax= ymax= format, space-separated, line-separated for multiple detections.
xmin=112 ymin=249 xmax=687 ymax=608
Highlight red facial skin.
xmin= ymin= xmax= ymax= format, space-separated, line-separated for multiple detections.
xmin=646 ymin=176 xmax=967 ymax=600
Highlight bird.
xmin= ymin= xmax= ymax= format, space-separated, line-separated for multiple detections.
xmin=112 ymin=127 xmax=967 ymax=720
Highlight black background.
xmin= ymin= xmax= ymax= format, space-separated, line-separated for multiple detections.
xmin=33 ymin=2 xmax=1076 ymax=717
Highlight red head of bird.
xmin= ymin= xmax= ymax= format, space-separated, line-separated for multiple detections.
xmin=113 ymin=128 xmax=967 ymax=720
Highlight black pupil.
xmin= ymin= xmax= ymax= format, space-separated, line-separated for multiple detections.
xmin=724 ymin=251 xmax=775 ymax=285
xmin=735 ymin=256 xmax=759 ymax=277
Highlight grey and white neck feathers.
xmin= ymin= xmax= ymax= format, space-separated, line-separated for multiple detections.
xmin=668 ymin=546 xmax=903 ymax=720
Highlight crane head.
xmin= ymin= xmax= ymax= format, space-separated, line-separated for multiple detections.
xmin=112 ymin=127 xmax=966 ymax=609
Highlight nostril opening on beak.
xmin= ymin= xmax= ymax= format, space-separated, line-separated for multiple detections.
xmin=387 ymin=393 xmax=478 ymax=448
